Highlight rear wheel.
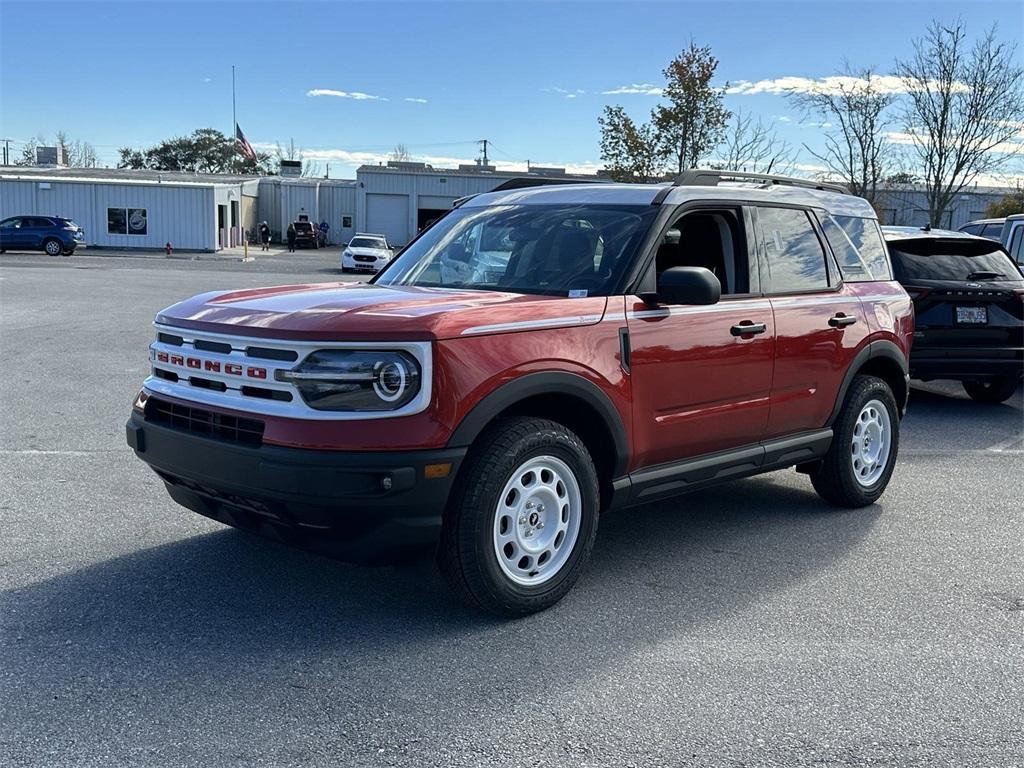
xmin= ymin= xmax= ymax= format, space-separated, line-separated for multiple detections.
xmin=810 ymin=375 xmax=899 ymax=508
xmin=438 ymin=416 xmax=599 ymax=617
xmin=43 ymin=238 xmax=62 ymax=256
xmin=962 ymin=376 xmax=1021 ymax=404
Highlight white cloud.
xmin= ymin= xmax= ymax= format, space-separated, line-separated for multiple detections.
xmin=602 ymin=83 xmax=663 ymax=96
xmin=777 ymin=116 xmax=791 ymax=123
xmin=202 ymin=77 xmax=212 ymax=83
xmin=726 ymin=74 xmax=968 ymax=97
xmin=404 ymin=97 xmax=428 ymax=104
xmin=566 ymin=94 xmax=577 ymax=99
xmin=885 ymin=129 xmax=1024 ymax=156
xmin=543 ymin=87 xmax=587 ymax=98
xmin=307 ymin=88 xmax=388 ymax=101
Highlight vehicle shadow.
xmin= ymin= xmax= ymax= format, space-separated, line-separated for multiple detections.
xmin=1 ymin=475 xmax=879 ymax=760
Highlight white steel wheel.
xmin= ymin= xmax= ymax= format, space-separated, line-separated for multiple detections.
xmin=492 ymin=455 xmax=582 ymax=586
xmin=850 ymin=398 xmax=892 ymax=487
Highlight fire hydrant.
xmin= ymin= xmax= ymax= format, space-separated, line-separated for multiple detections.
xmin=165 ymin=242 xmax=173 ymax=256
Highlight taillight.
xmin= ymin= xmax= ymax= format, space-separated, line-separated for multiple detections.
xmin=903 ymin=286 xmax=931 ymax=300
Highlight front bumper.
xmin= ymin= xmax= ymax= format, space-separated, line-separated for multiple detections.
xmin=126 ymin=412 xmax=465 ymax=563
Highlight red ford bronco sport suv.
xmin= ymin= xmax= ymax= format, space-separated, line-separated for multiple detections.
xmin=127 ymin=170 xmax=913 ymax=616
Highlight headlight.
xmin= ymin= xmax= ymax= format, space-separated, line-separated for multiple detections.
xmin=276 ymin=350 xmax=421 ymax=411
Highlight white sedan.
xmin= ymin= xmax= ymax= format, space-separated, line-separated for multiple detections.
xmin=341 ymin=234 xmax=393 ymax=273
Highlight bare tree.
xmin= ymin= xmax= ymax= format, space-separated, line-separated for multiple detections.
xmin=895 ymin=20 xmax=1024 ymax=226
xmin=789 ymin=65 xmax=895 ymax=206
xmin=654 ymin=42 xmax=731 ymax=173
xmin=56 ymin=130 xmax=97 ymax=167
xmin=390 ymin=143 xmax=412 ymax=162
xmin=713 ymin=110 xmax=794 ymax=174
xmin=597 ymin=105 xmax=664 ymax=182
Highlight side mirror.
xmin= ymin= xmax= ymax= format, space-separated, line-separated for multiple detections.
xmin=641 ymin=266 xmax=721 ymax=306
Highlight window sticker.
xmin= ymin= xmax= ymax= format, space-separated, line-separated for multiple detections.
xmin=568 ymin=289 xmax=589 ymax=298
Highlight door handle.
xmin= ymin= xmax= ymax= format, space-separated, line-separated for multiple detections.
xmin=731 ymin=321 xmax=767 ymax=336
xmin=828 ymin=313 xmax=857 ymax=328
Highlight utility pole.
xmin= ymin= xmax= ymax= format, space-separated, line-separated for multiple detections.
xmin=1 ymin=138 xmax=10 ymax=166
xmin=478 ymin=139 xmax=489 ymax=167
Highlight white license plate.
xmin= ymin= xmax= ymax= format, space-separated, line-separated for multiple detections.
xmin=956 ymin=306 xmax=987 ymax=324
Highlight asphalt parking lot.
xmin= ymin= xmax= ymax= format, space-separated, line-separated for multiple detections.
xmin=1 ymin=251 xmax=1022 ymax=767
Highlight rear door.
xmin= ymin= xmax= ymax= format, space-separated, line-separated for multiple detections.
xmin=753 ymin=206 xmax=868 ymax=438
xmin=23 ymin=217 xmax=51 ymax=248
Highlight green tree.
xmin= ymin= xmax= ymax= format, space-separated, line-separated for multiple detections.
xmin=985 ymin=190 xmax=1024 ymax=218
xmin=597 ymin=106 xmax=664 ymax=182
xmin=117 ymin=128 xmax=271 ymax=174
xmin=653 ymin=43 xmax=731 ymax=174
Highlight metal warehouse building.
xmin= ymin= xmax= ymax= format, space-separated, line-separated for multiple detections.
xmin=3 ymin=163 xmax=1014 ymax=251
xmin=0 ymin=167 xmax=264 ymax=251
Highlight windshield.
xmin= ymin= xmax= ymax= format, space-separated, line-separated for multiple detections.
xmin=890 ymin=243 xmax=1021 ymax=281
xmin=350 ymin=237 xmax=386 ymax=249
xmin=375 ymin=203 xmax=657 ymax=296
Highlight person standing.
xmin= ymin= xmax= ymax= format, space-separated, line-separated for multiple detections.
xmin=259 ymin=221 xmax=271 ymax=251
xmin=286 ymin=223 xmax=297 ymax=253
xmin=319 ymin=219 xmax=330 ymax=247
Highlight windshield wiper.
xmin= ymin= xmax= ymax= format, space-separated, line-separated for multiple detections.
xmin=965 ymin=271 xmax=1004 ymax=280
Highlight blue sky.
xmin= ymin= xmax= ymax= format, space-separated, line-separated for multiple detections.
xmin=2 ymin=0 xmax=1021 ymax=177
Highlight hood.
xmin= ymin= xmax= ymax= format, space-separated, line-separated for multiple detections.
xmin=155 ymin=281 xmax=609 ymax=341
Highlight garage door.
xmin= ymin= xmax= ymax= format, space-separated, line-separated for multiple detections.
xmin=366 ymin=194 xmax=410 ymax=245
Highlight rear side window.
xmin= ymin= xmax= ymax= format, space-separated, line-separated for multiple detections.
xmin=980 ymin=223 xmax=1003 ymax=239
xmin=830 ymin=215 xmax=892 ymax=281
xmin=28 ymin=217 xmax=54 ymax=227
xmin=959 ymin=223 xmax=981 ymax=235
xmin=757 ymin=207 xmax=829 ymax=293
xmin=1009 ymin=228 xmax=1024 ymax=266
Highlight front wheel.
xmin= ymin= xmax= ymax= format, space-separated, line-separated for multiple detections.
xmin=438 ymin=416 xmax=600 ymax=617
xmin=962 ymin=376 xmax=1021 ymax=404
xmin=810 ymin=375 xmax=899 ymax=508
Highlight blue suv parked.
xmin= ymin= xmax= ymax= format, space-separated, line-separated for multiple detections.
xmin=0 ymin=215 xmax=86 ymax=256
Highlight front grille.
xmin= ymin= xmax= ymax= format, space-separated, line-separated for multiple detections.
xmin=144 ymin=396 xmax=264 ymax=446
xmin=354 ymin=254 xmax=376 ymax=262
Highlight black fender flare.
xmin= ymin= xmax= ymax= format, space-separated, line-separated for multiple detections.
xmin=446 ymin=371 xmax=630 ymax=477
xmin=828 ymin=339 xmax=910 ymax=424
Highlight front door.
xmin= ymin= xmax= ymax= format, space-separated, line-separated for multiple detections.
xmin=0 ymin=217 xmax=25 ymax=249
xmin=626 ymin=296 xmax=775 ymax=469
xmin=626 ymin=205 xmax=774 ymax=470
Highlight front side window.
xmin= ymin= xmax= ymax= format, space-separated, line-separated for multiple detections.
xmin=376 ymin=203 xmax=657 ymax=297
xmin=757 ymin=207 xmax=829 ymax=293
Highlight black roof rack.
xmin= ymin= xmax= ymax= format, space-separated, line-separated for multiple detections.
xmin=673 ymin=169 xmax=849 ymax=195
xmin=489 ymin=177 xmax=605 ymax=193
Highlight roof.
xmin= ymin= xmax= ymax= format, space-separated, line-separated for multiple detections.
xmin=0 ymin=165 xmax=356 ymax=188
xmin=961 ymin=217 xmax=1005 ymax=225
xmin=465 ymin=180 xmax=877 ymax=217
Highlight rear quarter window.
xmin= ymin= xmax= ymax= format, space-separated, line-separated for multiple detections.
xmin=825 ymin=215 xmax=892 ymax=282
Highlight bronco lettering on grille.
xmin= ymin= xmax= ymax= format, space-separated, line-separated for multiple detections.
xmin=154 ymin=349 xmax=267 ymax=379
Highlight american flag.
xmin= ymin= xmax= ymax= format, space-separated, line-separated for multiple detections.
xmin=235 ymin=123 xmax=258 ymax=162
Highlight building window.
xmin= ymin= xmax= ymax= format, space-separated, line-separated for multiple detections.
xmin=342 ymin=215 xmax=353 ymax=228
xmin=128 ymin=208 xmax=147 ymax=235
xmin=107 ymin=208 xmax=127 ymax=234
xmin=108 ymin=208 xmax=148 ymax=235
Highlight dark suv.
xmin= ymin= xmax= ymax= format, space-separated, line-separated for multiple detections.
xmin=292 ymin=220 xmax=323 ymax=249
xmin=883 ymin=227 xmax=1023 ymax=403
xmin=0 ymin=215 xmax=85 ymax=256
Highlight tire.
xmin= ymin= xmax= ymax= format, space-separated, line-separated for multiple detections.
xmin=438 ymin=416 xmax=600 ymax=617
xmin=43 ymin=239 xmax=62 ymax=256
xmin=962 ymin=376 xmax=1021 ymax=404
xmin=810 ymin=375 xmax=899 ymax=508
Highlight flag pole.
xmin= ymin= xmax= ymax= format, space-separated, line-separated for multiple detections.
xmin=232 ymin=64 xmax=237 ymax=135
